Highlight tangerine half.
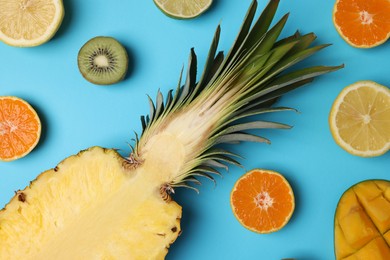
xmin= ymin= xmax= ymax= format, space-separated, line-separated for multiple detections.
xmin=0 ymin=96 xmax=41 ymax=162
xmin=230 ymin=169 xmax=295 ymax=234
xmin=333 ymin=0 xmax=390 ymax=48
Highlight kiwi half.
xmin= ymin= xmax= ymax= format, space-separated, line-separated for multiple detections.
xmin=78 ymin=36 xmax=128 ymax=85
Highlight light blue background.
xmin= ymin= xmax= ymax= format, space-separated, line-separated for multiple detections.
xmin=0 ymin=0 xmax=389 ymax=259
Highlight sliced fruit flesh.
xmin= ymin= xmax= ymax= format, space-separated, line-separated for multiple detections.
xmin=0 ymin=97 xmax=41 ymax=161
xmin=0 ymin=147 xmax=182 ymax=259
xmin=77 ymin=37 xmax=128 ymax=85
xmin=333 ymin=0 xmax=390 ymax=47
xmin=154 ymin=0 xmax=212 ymax=18
xmin=231 ymin=170 xmax=294 ymax=233
xmin=331 ymin=82 xmax=390 ymax=156
xmin=342 ymin=237 xmax=390 ymax=260
xmin=0 ymin=0 xmax=62 ymax=44
xmin=335 ymin=180 xmax=390 ymax=259
xmin=354 ymin=182 xmax=390 ymax=233
xmin=337 ymin=87 xmax=390 ymax=150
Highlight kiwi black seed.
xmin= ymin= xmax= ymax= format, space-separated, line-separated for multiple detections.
xmin=77 ymin=36 xmax=128 ymax=85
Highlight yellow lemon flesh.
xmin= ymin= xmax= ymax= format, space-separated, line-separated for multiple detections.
xmin=329 ymin=80 xmax=390 ymax=157
xmin=0 ymin=0 xmax=64 ymax=47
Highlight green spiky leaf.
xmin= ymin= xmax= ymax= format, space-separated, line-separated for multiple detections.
xmin=134 ymin=0 xmax=343 ymax=191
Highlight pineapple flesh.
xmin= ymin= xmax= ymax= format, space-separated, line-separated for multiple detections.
xmin=0 ymin=147 xmax=181 ymax=259
xmin=0 ymin=0 xmax=342 ymax=258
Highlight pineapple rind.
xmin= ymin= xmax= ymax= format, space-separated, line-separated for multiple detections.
xmin=0 ymin=147 xmax=182 ymax=259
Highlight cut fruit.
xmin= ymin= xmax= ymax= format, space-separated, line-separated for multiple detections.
xmin=329 ymin=80 xmax=390 ymax=157
xmin=230 ymin=169 xmax=295 ymax=234
xmin=0 ymin=0 xmax=340 ymax=257
xmin=0 ymin=96 xmax=41 ymax=161
xmin=0 ymin=147 xmax=182 ymax=259
xmin=78 ymin=36 xmax=129 ymax=85
xmin=0 ymin=0 xmax=64 ymax=47
xmin=332 ymin=0 xmax=390 ymax=48
xmin=153 ymin=0 xmax=212 ymax=19
xmin=334 ymin=180 xmax=390 ymax=260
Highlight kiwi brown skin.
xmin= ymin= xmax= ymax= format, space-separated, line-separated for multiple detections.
xmin=77 ymin=36 xmax=129 ymax=85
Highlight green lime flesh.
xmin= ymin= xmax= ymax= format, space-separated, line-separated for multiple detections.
xmin=153 ymin=0 xmax=213 ymax=19
xmin=78 ymin=36 xmax=128 ymax=85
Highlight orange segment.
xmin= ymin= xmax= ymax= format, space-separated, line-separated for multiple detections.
xmin=230 ymin=169 xmax=295 ymax=234
xmin=0 ymin=96 xmax=41 ymax=161
xmin=333 ymin=0 xmax=390 ymax=48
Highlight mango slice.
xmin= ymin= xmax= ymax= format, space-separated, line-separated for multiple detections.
xmin=334 ymin=180 xmax=390 ymax=259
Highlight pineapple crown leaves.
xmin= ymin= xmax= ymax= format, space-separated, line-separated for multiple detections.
xmin=133 ymin=0 xmax=343 ymax=193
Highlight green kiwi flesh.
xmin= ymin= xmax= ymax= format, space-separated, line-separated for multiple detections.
xmin=78 ymin=36 xmax=128 ymax=85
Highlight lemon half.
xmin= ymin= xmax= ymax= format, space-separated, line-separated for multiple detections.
xmin=329 ymin=80 xmax=390 ymax=157
xmin=0 ymin=0 xmax=64 ymax=47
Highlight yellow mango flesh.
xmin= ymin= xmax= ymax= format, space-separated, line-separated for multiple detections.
xmin=335 ymin=180 xmax=390 ymax=259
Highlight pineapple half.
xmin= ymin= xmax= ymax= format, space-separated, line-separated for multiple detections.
xmin=0 ymin=0 xmax=342 ymax=259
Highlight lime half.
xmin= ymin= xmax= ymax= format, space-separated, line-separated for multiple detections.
xmin=153 ymin=0 xmax=213 ymax=19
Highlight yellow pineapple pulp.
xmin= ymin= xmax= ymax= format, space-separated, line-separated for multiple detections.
xmin=0 ymin=147 xmax=181 ymax=259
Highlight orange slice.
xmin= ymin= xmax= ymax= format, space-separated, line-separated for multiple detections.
xmin=230 ymin=169 xmax=295 ymax=234
xmin=333 ymin=0 xmax=390 ymax=48
xmin=0 ymin=96 xmax=41 ymax=161
xmin=329 ymin=81 xmax=390 ymax=157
